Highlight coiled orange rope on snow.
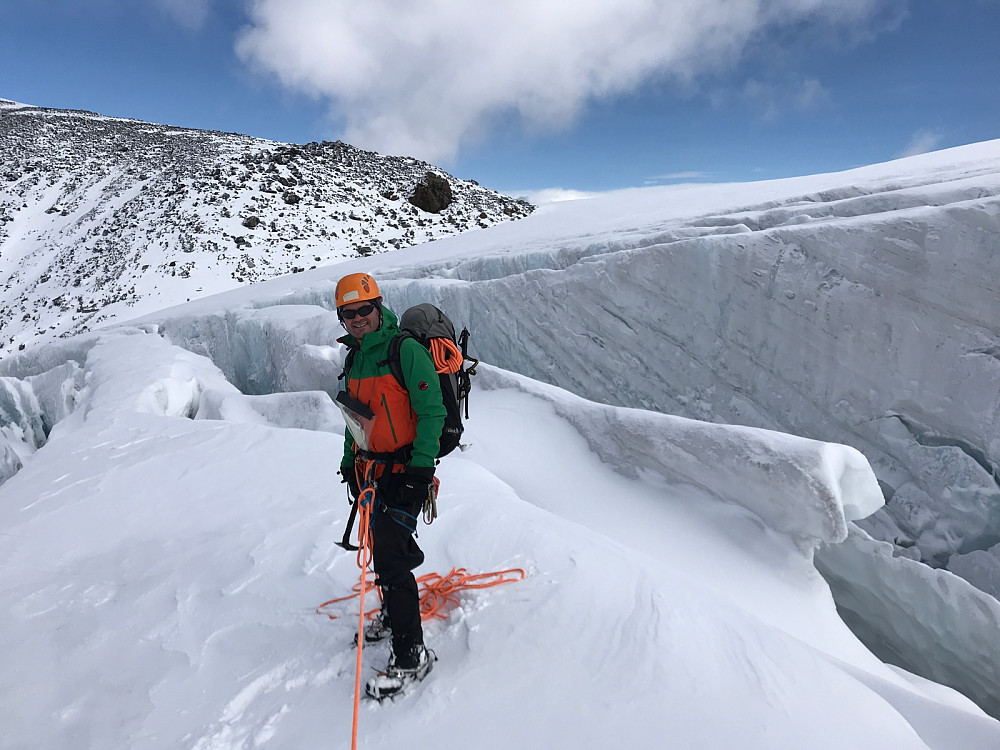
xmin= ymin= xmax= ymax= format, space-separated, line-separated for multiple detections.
xmin=316 ymin=566 xmax=526 ymax=624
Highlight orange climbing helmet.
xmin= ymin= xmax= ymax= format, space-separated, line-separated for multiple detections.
xmin=335 ymin=273 xmax=381 ymax=308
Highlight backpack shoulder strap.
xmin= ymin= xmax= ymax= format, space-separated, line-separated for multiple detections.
xmin=383 ymin=333 xmax=411 ymax=390
xmin=339 ymin=346 xmax=357 ymax=382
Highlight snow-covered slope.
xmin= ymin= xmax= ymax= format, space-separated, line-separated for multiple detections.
xmin=2 ymin=140 xmax=1000 ymax=746
xmin=110 ymin=140 xmax=1000 ymax=601
xmin=2 ymin=322 xmax=998 ymax=749
xmin=0 ymin=99 xmax=531 ymax=355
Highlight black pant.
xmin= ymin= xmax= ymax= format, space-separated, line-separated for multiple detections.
xmin=371 ymin=471 xmax=425 ymax=657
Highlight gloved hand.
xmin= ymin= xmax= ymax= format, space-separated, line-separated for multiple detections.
xmin=398 ymin=466 xmax=434 ymax=508
xmin=340 ymin=465 xmax=360 ymax=501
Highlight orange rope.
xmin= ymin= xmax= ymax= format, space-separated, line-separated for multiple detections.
xmin=350 ymin=470 xmax=376 ymax=750
xmin=315 ymin=570 xmax=381 ymax=622
xmin=316 ymin=566 xmax=527 ymax=623
xmin=318 ymin=564 xmax=524 ymax=749
xmin=430 ymin=337 xmax=463 ymax=374
xmin=417 ymin=567 xmax=526 ymax=620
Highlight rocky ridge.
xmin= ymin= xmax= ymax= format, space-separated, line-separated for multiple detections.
xmin=0 ymin=99 xmax=532 ymax=354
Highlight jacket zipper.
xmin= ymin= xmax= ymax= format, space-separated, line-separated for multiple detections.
xmin=381 ymin=393 xmax=398 ymax=444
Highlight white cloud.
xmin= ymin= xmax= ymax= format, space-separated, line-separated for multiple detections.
xmin=156 ymin=0 xmax=210 ymax=30
xmin=795 ymin=78 xmax=832 ymax=111
xmin=740 ymin=77 xmax=831 ymax=122
xmin=899 ymin=129 xmax=943 ymax=158
xmin=236 ymin=0 xmax=888 ymax=162
xmin=741 ymin=79 xmax=782 ymax=122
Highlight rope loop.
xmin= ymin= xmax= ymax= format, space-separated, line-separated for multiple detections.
xmin=430 ymin=337 xmax=464 ymax=374
xmin=316 ymin=566 xmax=526 ymax=623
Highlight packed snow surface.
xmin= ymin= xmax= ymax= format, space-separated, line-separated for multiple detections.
xmin=2 ymin=142 xmax=1000 ymax=748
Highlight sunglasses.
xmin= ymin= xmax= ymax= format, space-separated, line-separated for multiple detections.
xmin=339 ymin=302 xmax=377 ymax=320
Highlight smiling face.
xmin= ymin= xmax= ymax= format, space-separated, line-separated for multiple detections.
xmin=339 ymin=300 xmax=381 ymax=341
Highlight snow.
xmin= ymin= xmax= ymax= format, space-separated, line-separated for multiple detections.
xmin=476 ymin=365 xmax=883 ymax=547
xmin=0 ymin=108 xmax=531 ymax=354
xmin=817 ymin=525 xmax=1000 ymax=721
xmin=2 ymin=142 xmax=1000 ymax=748
xmin=0 ymin=98 xmax=33 ymax=111
xmin=130 ymin=140 xmax=1000 ymax=596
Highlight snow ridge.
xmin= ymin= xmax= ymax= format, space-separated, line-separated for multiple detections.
xmin=477 ymin=364 xmax=883 ymax=547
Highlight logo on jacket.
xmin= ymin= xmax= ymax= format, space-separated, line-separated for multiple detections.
xmin=418 ymin=381 xmax=429 ymax=390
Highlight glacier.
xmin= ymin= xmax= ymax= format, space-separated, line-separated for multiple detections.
xmin=2 ymin=141 xmax=1000 ymax=746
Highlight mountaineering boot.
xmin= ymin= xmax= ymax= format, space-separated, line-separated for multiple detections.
xmin=354 ymin=595 xmax=391 ymax=646
xmin=365 ymin=644 xmax=435 ymax=701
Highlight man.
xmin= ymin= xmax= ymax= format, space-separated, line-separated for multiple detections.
xmin=335 ymin=272 xmax=445 ymax=700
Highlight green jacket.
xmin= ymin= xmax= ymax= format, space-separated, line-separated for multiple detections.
xmin=338 ymin=305 xmax=445 ymax=471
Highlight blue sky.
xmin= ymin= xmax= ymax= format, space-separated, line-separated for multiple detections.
xmin=2 ymin=0 xmax=998 ymax=195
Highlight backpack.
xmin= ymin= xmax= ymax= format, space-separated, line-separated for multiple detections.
xmin=391 ymin=303 xmax=477 ymax=457
xmin=341 ymin=303 xmax=477 ymax=458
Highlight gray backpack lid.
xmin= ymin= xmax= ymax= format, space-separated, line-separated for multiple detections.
xmin=399 ymin=303 xmax=457 ymax=342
